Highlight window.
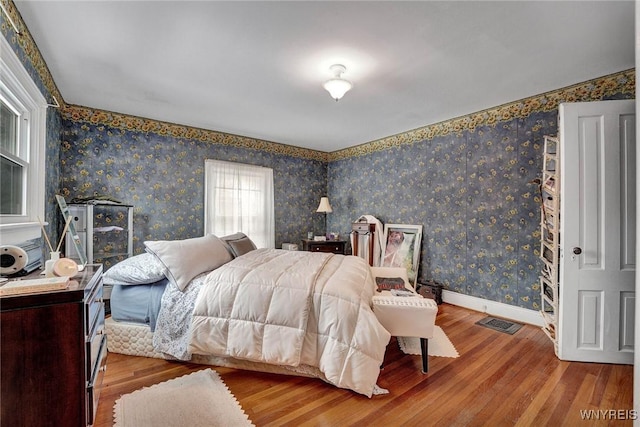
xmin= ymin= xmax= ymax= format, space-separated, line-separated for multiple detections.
xmin=204 ymin=160 xmax=274 ymax=249
xmin=0 ymin=35 xmax=47 ymax=243
xmin=1 ymin=88 xmax=27 ymax=215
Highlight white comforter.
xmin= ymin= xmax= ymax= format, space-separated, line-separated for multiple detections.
xmin=188 ymin=249 xmax=391 ymax=397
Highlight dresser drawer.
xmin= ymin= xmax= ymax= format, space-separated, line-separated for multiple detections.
xmin=85 ymin=278 xmax=104 ymax=338
xmin=87 ymin=335 xmax=107 ymax=426
xmin=352 ymin=222 xmax=375 ymax=233
xmin=86 ymin=309 xmax=105 ymax=378
xmin=304 ymin=240 xmax=346 ymax=254
xmin=310 ymin=243 xmax=342 ymax=253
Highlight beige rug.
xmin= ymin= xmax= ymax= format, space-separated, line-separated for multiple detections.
xmin=397 ymin=326 xmax=459 ymax=358
xmin=113 ymin=369 xmax=253 ymax=427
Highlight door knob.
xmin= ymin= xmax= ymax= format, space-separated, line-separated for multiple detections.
xmin=572 ymin=247 xmax=582 ymax=255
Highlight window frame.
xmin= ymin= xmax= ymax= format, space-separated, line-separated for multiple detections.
xmin=0 ymin=34 xmax=47 ymax=244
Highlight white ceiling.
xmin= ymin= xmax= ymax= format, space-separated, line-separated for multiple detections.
xmin=14 ymin=1 xmax=635 ymax=153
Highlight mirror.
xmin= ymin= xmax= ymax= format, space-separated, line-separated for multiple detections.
xmin=56 ymin=195 xmax=87 ymax=270
xmin=381 ymin=224 xmax=423 ymax=288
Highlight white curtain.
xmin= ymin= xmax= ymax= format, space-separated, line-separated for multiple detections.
xmin=204 ymin=159 xmax=275 ymax=249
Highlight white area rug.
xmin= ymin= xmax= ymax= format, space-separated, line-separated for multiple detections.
xmin=397 ymin=326 xmax=459 ymax=358
xmin=113 ymin=369 xmax=253 ymax=427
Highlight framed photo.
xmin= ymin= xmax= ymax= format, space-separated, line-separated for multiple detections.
xmin=381 ymin=224 xmax=423 ymax=288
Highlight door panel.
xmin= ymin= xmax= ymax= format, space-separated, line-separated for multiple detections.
xmin=559 ymin=100 xmax=635 ymax=364
xmin=620 ymin=291 xmax=635 ymax=351
xmin=620 ymin=114 xmax=636 ymax=270
xmin=578 ymin=290 xmax=602 ymax=349
xmin=578 ymin=116 xmax=603 ymax=269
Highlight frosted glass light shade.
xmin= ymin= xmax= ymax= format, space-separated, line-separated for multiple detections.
xmin=323 ymin=78 xmax=352 ymax=101
xmin=323 ymin=64 xmax=352 ymax=101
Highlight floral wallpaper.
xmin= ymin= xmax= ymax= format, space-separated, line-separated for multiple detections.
xmin=328 ymin=72 xmax=634 ymax=310
xmin=59 ymin=68 xmax=631 ymax=306
xmin=60 ymin=121 xmax=328 ymax=264
xmin=3 ymin=0 xmax=635 ymax=310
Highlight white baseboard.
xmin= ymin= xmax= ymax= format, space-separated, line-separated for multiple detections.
xmin=442 ymin=290 xmax=544 ymax=327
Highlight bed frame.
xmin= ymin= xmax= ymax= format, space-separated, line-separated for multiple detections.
xmin=105 ymin=316 xmax=325 ymax=379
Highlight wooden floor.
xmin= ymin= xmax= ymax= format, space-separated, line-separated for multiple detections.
xmin=95 ymin=304 xmax=633 ymax=427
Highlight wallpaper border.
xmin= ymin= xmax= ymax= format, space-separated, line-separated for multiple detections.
xmin=2 ymin=0 xmax=329 ymax=162
xmin=1 ymin=0 xmax=63 ymax=107
xmin=61 ymin=69 xmax=635 ymax=163
xmin=4 ymin=0 xmax=635 ymax=163
xmin=328 ymin=68 xmax=635 ymax=161
xmin=61 ymin=104 xmax=330 ymax=162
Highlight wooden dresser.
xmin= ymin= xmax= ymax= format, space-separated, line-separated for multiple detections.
xmin=0 ymin=264 xmax=106 ymax=427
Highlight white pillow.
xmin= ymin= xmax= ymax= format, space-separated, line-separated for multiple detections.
xmin=144 ymin=235 xmax=233 ymax=291
xmin=103 ymin=253 xmax=166 ymax=286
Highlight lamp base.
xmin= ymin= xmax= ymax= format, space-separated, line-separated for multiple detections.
xmin=324 ymin=213 xmax=327 ymax=238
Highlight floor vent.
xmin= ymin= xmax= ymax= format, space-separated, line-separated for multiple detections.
xmin=476 ymin=316 xmax=523 ymax=335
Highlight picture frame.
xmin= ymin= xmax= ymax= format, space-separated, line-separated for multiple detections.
xmin=381 ymin=224 xmax=423 ymax=288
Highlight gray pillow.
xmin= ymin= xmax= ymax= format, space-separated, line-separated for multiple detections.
xmin=103 ymin=253 xmax=166 ymax=286
xmin=144 ymin=234 xmax=233 ymax=291
xmin=220 ymin=232 xmax=257 ymax=257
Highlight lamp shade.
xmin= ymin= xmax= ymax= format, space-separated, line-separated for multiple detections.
xmin=316 ymin=197 xmax=333 ymax=213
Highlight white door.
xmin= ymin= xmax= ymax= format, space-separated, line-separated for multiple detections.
xmin=558 ymin=100 xmax=635 ymax=364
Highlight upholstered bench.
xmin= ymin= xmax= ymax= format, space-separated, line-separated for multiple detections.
xmin=371 ymin=267 xmax=438 ymax=373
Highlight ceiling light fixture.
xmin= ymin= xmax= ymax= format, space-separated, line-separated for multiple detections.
xmin=323 ymin=64 xmax=352 ymax=101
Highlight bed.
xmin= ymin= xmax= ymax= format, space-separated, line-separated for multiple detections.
xmin=104 ymin=233 xmax=391 ymax=397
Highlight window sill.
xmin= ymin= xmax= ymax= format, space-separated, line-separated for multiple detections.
xmin=0 ymin=222 xmax=43 ymax=245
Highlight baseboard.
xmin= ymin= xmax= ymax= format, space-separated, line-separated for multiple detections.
xmin=442 ymin=290 xmax=544 ymax=327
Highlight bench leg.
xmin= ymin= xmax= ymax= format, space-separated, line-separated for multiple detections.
xmin=420 ymin=338 xmax=429 ymax=373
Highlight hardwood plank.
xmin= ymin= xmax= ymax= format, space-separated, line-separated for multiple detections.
xmin=94 ymin=304 xmax=633 ymax=427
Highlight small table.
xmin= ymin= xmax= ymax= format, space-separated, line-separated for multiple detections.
xmin=301 ymin=239 xmax=346 ymax=254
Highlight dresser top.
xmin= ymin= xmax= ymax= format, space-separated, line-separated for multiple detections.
xmin=0 ymin=264 xmax=103 ymax=310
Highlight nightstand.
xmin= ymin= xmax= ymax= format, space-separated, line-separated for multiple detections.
xmin=301 ymin=239 xmax=346 ymax=254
